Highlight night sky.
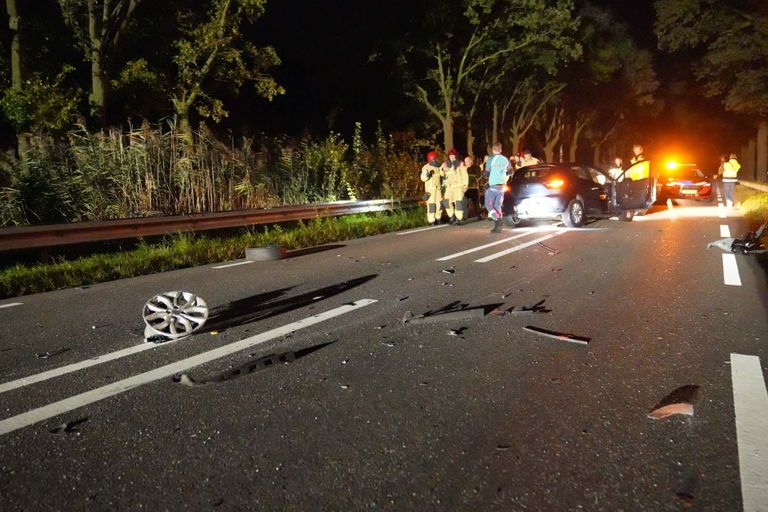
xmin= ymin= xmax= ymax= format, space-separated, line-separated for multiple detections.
xmin=245 ymin=0 xmax=747 ymax=167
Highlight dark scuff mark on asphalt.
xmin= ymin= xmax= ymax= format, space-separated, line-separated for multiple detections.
xmin=173 ymin=341 xmax=335 ymax=387
xmin=49 ymin=416 xmax=89 ymax=434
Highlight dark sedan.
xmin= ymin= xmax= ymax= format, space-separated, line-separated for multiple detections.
xmin=502 ymin=162 xmax=654 ymax=227
xmin=657 ymin=164 xmax=714 ymax=202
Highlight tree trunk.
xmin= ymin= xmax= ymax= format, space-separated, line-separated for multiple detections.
xmin=508 ymin=131 xmax=522 ymax=156
xmin=492 ymin=102 xmax=499 ymax=145
xmin=87 ymin=0 xmax=107 ymax=126
xmin=593 ymin=144 xmax=601 ymax=167
xmin=746 ymin=138 xmax=757 ymax=181
xmin=466 ymin=120 xmax=475 ymax=157
xmin=442 ymin=116 xmax=454 ymax=152
xmin=175 ymin=100 xmax=194 ymax=148
xmin=757 ymin=121 xmax=768 ymax=182
xmin=6 ymin=0 xmax=31 ymax=163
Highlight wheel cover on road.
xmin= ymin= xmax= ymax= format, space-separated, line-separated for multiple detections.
xmin=143 ymin=291 xmax=209 ymax=341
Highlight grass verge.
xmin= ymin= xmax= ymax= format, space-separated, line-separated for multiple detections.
xmin=0 ymin=209 xmax=427 ymax=299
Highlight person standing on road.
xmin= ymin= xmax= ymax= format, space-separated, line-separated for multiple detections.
xmin=722 ymin=153 xmax=741 ymax=208
xmin=421 ymin=151 xmax=444 ymax=225
xmin=442 ymin=148 xmax=469 ymax=225
xmin=630 ymin=144 xmax=645 ymax=164
xmin=464 ymin=156 xmax=483 ymax=220
xmin=483 ymin=142 xmax=512 ymax=234
xmin=716 ymin=154 xmax=727 ymax=199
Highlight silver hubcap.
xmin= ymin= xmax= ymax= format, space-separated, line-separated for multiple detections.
xmin=572 ymin=202 xmax=583 ymax=224
xmin=143 ymin=291 xmax=209 ymax=341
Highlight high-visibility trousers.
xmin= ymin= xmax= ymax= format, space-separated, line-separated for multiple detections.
xmin=442 ymin=186 xmax=465 ymax=220
xmin=426 ymin=188 xmax=443 ymax=223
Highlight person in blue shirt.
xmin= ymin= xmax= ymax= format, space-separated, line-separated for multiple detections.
xmin=483 ymin=142 xmax=512 ymax=233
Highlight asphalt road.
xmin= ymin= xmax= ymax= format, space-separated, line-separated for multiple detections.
xmin=0 ymin=198 xmax=766 ymax=511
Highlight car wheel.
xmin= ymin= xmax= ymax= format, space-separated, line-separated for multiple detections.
xmin=562 ymin=199 xmax=585 ymax=228
xmin=503 ymin=213 xmax=521 ymax=228
xmin=619 ymin=210 xmax=634 ymax=222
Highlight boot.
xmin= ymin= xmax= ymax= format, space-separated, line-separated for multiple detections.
xmin=490 ymin=219 xmax=503 ymax=233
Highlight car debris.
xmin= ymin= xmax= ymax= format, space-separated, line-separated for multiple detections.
xmin=492 ymin=300 xmax=551 ymax=316
xmin=442 ymin=268 xmax=456 ymax=275
xmin=36 ymin=347 xmax=71 ymax=359
xmin=245 ymin=244 xmax=287 ymax=261
xmin=49 ymin=416 xmax=89 ymax=434
xmin=404 ymin=306 xmax=490 ymax=325
xmin=647 ymin=385 xmax=699 ymax=420
xmin=522 ymin=325 xmax=590 ymax=345
xmin=708 ymin=222 xmax=766 ymax=254
xmin=447 ymin=328 xmax=467 ymax=337
xmin=143 ymin=291 xmax=209 ymax=342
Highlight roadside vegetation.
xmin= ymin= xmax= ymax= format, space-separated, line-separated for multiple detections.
xmin=0 ymin=209 xmax=425 ymax=299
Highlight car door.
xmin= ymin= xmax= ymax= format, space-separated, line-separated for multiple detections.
xmin=614 ymin=160 xmax=654 ymax=210
xmin=571 ymin=166 xmax=603 ymax=211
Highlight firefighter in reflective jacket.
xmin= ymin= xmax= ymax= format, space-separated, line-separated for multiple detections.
xmin=421 ymin=151 xmax=444 ymax=225
xmin=442 ymin=148 xmax=469 ymax=225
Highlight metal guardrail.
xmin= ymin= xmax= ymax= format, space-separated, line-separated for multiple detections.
xmin=741 ymin=180 xmax=768 ymax=193
xmin=0 ymin=198 xmax=420 ymax=252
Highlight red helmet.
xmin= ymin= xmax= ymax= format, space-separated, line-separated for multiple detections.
xmin=427 ymin=151 xmax=439 ymax=162
xmin=447 ymin=148 xmax=459 ymax=157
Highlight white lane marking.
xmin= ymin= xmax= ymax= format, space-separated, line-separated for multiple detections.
xmin=719 ymin=202 xmax=727 ymax=219
xmin=0 ymin=299 xmax=376 ymax=436
xmin=437 ymin=230 xmax=543 ymax=261
xmin=721 ymin=225 xmax=732 ymax=238
xmin=0 ymin=302 xmax=23 ymax=310
xmin=212 ymin=260 xmax=254 ymax=269
xmin=475 ymin=231 xmax=567 ymax=263
xmin=730 ymin=353 xmax=768 ymax=512
xmin=396 ymin=224 xmax=449 ymax=236
xmin=723 ymin=253 xmax=742 ymax=286
xmin=0 ymin=343 xmax=157 ymax=395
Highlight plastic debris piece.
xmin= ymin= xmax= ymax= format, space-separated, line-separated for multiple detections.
xmin=381 ymin=341 xmax=396 ymax=347
xmin=340 ymin=384 xmax=351 ymax=390
xmin=49 ymin=416 xmax=89 ymax=434
xmin=708 ymin=223 xmax=767 ymax=254
xmin=447 ymin=327 xmax=467 ymax=337
xmin=442 ymin=268 xmax=456 ymax=274
xmin=91 ymin=323 xmax=112 ymax=330
xmin=36 ymin=347 xmax=70 ymax=359
xmin=523 ymin=325 xmax=590 ymax=345
xmin=341 ymin=358 xmax=349 ymax=365
xmin=496 ymin=444 xmax=511 ymax=451
xmin=398 ymin=296 xmax=409 ymax=302
xmin=647 ymin=385 xmax=699 ymax=420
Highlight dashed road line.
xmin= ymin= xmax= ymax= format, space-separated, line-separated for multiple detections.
xmin=721 ymin=225 xmax=732 ymax=238
xmin=0 ymin=343 xmax=158 ymax=395
xmin=475 ymin=231 xmax=567 ymax=263
xmin=730 ymin=353 xmax=768 ymax=512
xmin=436 ymin=229 xmax=543 ymax=261
xmin=0 ymin=299 xmax=377 ymax=436
xmin=719 ymin=202 xmax=727 ymax=219
xmin=723 ymin=253 xmax=742 ymax=286
xmin=0 ymin=302 xmax=23 ymax=310
xmin=396 ymin=224 xmax=449 ymax=236
xmin=213 ymin=260 xmax=255 ymax=269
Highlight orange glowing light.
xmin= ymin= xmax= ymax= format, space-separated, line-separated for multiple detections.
xmin=545 ymin=178 xmax=565 ymax=189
